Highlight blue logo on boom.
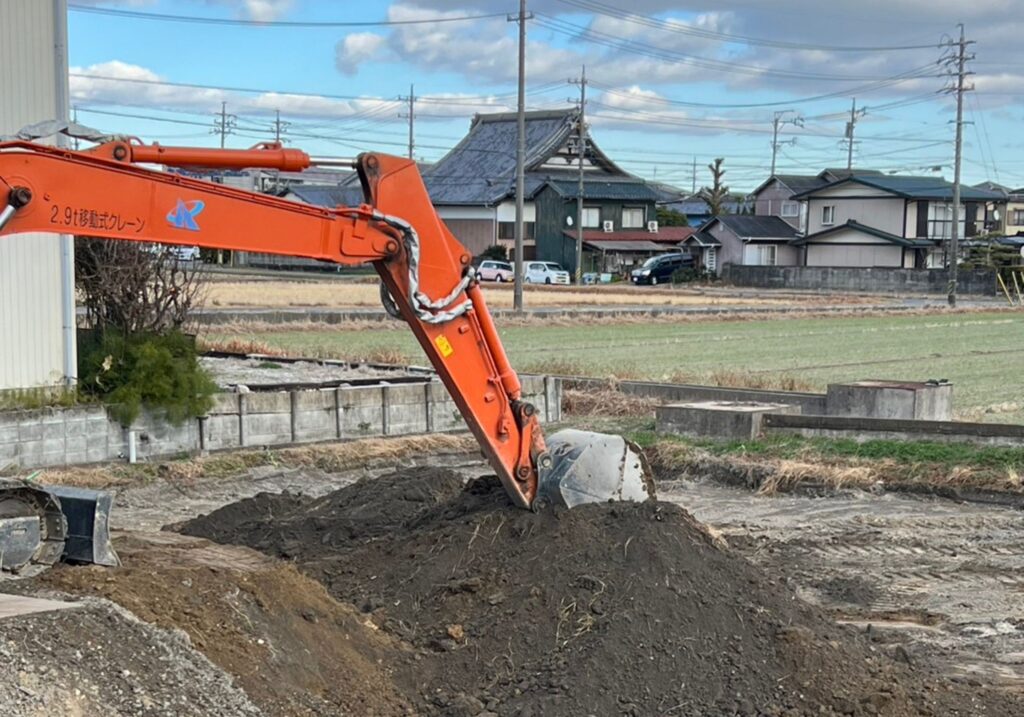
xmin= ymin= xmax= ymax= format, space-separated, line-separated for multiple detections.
xmin=167 ymin=199 xmax=204 ymax=231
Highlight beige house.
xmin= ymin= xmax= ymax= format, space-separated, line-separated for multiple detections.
xmin=792 ymin=220 xmax=934 ymax=268
xmin=791 ymin=174 xmax=1003 ymax=268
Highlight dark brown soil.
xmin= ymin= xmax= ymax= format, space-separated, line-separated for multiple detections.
xmin=180 ymin=469 xmax=1024 ymax=717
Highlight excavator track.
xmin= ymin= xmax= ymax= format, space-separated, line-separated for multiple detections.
xmin=0 ymin=479 xmax=67 ymax=577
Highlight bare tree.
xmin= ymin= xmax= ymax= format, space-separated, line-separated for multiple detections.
xmin=699 ymin=158 xmax=730 ymax=217
xmin=75 ymin=240 xmax=206 ymax=335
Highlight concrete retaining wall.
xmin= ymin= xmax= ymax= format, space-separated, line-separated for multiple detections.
xmin=763 ymin=413 xmax=1024 ymax=447
xmin=0 ymin=376 xmax=560 ymax=470
xmin=565 ymin=377 xmax=828 ymax=414
xmin=722 ymin=265 xmax=996 ymax=296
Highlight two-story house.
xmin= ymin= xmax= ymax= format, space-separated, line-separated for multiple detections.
xmin=421 ymin=109 xmax=674 ymax=275
xmin=974 ymin=182 xmax=1024 ymax=237
xmin=790 ymin=174 xmax=1004 ymax=268
xmin=748 ymin=169 xmax=886 ymax=232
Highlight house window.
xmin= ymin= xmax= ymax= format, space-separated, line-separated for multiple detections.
xmin=1011 ymin=209 xmax=1024 ymax=226
xmin=497 ymin=221 xmax=535 ymax=240
xmin=926 ymin=203 xmax=964 ymax=240
xmin=781 ymin=202 xmax=800 ymax=217
xmin=706 ymin=247 xmax=718 ymax=273
xmin=744 ymin=244 xmax=777 ymax=266
xmin=582 ymin=207 xmax=601 ymax=228
xmin=622 ymin=207 xmax=645 ymax=229
xmin=821 ymin=205 xmax=836 ymax=226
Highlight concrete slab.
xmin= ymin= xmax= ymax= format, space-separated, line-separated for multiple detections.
xmin=0 ymin=593 xmax=79 ymax=620
xmin=656 ymin=401 xmax=801 ymax=440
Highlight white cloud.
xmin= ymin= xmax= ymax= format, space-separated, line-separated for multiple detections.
xmin=336 ymin=33 xmax=388 ymax=76
xmin=231 ymin=0 xmax=294 ymax=22
xmin=74 ymin=0 xmax=294 ymax=20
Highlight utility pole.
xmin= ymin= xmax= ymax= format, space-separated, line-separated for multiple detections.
xmin=770 ymin=110 xmax=802 ymax=176
xmin=570 ymin=65 xmax=588 ymax=284
xmin=844 ymin=98 xmax=866 ymax=170
xmin=691 ymin=155 xmax=697 ymax=194
xmin=509 ymin=0 xmax=530 ymax=311
xmin=399 ymin=84 xmax=415 ymax=159
xmin=272 ymin=109 xmax=289 ymax=143
xmin=944 ymin=24 xmax=974 ymax=307
xmin=214 ymin=101 xmax=236 ymax=148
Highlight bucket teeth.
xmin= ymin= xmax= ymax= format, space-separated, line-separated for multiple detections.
xmin=537 ymin=429 xmax=656 ymax=509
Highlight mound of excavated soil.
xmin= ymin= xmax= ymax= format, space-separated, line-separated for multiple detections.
xmin=43 ymin=532 xmax=413 ymax=717
xmin=181 ymin=469 xmax=1024 ymax=717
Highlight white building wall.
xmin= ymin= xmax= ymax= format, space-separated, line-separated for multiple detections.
xmin=0 ymin=0 xmax=74 ymax=390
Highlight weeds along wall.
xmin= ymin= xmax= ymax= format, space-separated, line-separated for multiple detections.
xmin=0 ymin=376 xmax=561 ymax=470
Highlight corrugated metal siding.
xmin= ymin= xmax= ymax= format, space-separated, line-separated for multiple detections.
xmin=0 ymin=0 xmax=69 ymax=389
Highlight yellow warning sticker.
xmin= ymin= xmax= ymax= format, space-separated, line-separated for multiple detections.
xmin=434 ymin=334 xmax=454 ymax=358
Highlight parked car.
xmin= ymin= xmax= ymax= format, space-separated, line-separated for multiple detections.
xmin=630 ymin=252 xmax=694 ymax=285
xmin=477 ymin=259 xmax=515 ymax=282
xmin=144 ymin=243 xmax=201 ymax=262
xmin=524 ymin=261 xmax=571 ymax=285
xmin=170 ymin=245 xmax=201 ymax=262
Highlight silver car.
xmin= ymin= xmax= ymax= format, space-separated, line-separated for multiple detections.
xmin=524 ymin=261 xmax=571 ymax=285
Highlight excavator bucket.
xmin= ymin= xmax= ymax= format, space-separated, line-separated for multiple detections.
xmin=537 ymin=429 xmax=656 ymax=509
xmin=45 ymin=485 xmax=120 ymax=567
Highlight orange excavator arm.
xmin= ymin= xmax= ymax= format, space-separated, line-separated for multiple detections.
xmin=0 ymin=138 xmax=549 ymax=507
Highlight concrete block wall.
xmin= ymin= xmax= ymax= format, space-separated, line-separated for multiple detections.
xmin=722 ymin=265 xmax=996 ymax=296
xmin=0 ymin=376 xmax=560 ymax=470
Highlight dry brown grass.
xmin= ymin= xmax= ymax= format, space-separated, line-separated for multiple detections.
xmin=647 ymin=441 xmax=1024 ymax=496
xmin=562 ymin=388 xmax=659 ymax=417
xmin=664 ymin=369 xmax=818 ymax=393
xmin=199 ymin=305 xmax=1019 ymax=338
xmin=197 ymin=337 xmax=288 ymax=356
xmin=40 ymin=434 xmax=478 ymax=489
xmin=204 ymin=280 xmax=810 ymax=310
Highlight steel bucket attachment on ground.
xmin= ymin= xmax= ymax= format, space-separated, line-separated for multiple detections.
xmin=536 ymin=429 xmax=656 ymax=509
xmin=0 ymin=480 xmax=67 ymax=577
xmin=45 ymin=485 xmax=120 ymax=567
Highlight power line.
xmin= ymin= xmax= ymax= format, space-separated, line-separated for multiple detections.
xmin=68 ymin=4 xmax=509 ymax=28
xmin=586 ymin=63 xmax=939 ymax=110
xmin=552 ymin=0 xmax=942 ymax=52
xmin=535 ymin=14 xmax=938 ymax=83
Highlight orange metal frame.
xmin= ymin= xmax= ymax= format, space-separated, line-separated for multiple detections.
xmin=0 ymin=139 xmax=544 ymax=507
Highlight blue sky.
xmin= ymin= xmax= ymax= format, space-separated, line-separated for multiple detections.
xmin=68 ymin=1 xmax=1024 ymax=191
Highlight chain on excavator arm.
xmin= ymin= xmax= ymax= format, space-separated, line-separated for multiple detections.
xmin=0 ymin=137 xmax=654 ymax=515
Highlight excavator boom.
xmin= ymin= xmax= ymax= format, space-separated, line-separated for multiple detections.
xmin=0 ymin=137 xmax=652 ymax=518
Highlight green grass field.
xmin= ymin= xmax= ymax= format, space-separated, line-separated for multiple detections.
xmin=207 ymin=311 xmax=1024 ymax=423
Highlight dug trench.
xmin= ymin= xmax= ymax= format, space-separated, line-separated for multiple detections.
xmin=129 ymin=465 xmax=1019 ymax=717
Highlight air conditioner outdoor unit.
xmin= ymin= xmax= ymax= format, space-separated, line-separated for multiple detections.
xmin=602 ymin=220 xmax=614 ymax=233
xmin=647 ymin=220 xmax=659 ymax=233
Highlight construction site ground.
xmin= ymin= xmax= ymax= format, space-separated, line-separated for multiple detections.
xmin=2 ymin=428 xmax=1023 ymax=716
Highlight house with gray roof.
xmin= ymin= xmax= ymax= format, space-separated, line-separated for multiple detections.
xmin=748 ymin=169 xmax=886 ymax=231
xmin=686 ymin=215 xmax=800 ymax=274
xmin=423 ymin=109 xmax=670 ymax=274
xmin=791 ymin=174 xmax=1004 ymax=268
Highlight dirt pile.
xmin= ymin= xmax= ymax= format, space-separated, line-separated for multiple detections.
xmin=181 ymin=469 xmax=1024 ymax=717
xmin=0 ymin=596 xmax=261 ymax=717
xmin=42 ymin=532 xmax=413 ymax=717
